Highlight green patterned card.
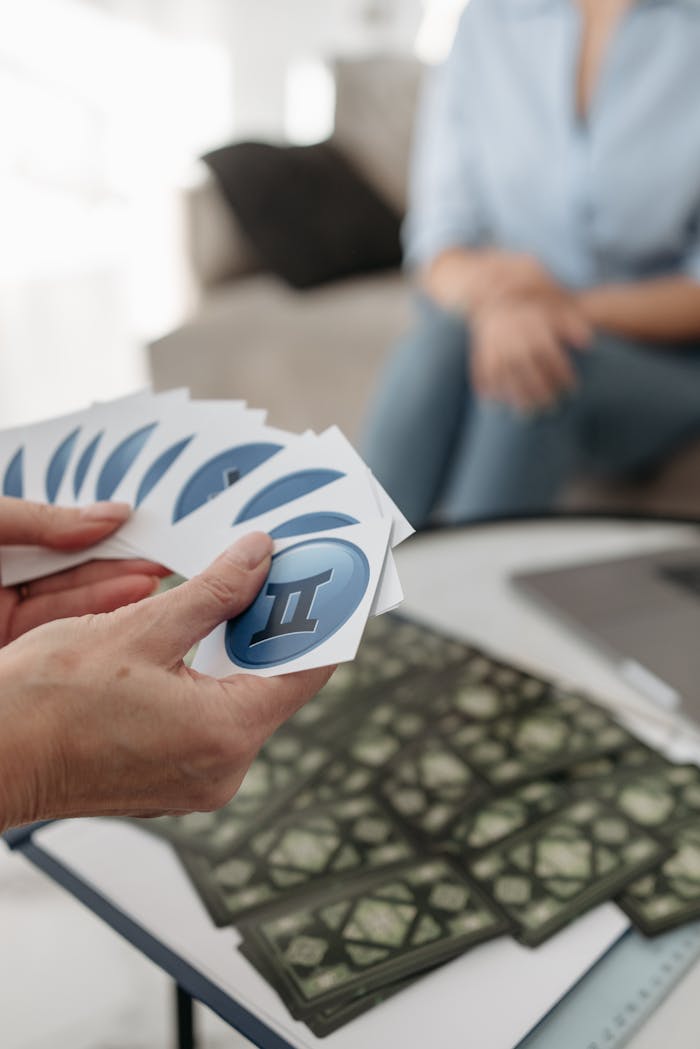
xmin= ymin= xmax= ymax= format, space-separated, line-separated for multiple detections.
xmin=469 ymin=799 xmax=667 ymax=946
xmin=239 ymin=858 xmax=509 ymax=1017
xmin=554 ymin=742 xmax=668 ymax=785
xmin=573 ymin=764 xmax=700 ymax=830
xmin=618 ymin=819 xmax=700 ymax=935
xmin=442 ymin=691 xmax=634 ymax=787
xmin=445 ymin=780 xmax=569 ymax=855
xmin=140 ymin=726 xmax=331 ymax=858
xmin=177 ymin=794 xmax=416 ymax=925
xmin=379 ymin=736 xmax=486 ymax=843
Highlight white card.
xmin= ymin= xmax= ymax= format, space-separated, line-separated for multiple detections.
xmin=192 ymin=520 xmax=392 ymax=678
xmin=26 ymin=392 xmax=157 ymax=505
xmin=70 ymin=389 xmax=191 ymax=509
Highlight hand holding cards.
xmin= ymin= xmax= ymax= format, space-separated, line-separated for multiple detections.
xmin=0 ymin=391 xmax=413 ymax=677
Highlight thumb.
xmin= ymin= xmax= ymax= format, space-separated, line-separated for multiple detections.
xmin=134 ymin=531 xmax=273 ymax=665
xmin=0 ymin=497 xmax=131 ymax=549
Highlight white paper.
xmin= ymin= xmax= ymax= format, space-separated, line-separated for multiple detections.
xmin=33 ymin=818 xmax=629 ymax=1049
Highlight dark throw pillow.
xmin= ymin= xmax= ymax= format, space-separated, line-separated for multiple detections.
xmin=202 ymin=141 xmax=402 ymax=290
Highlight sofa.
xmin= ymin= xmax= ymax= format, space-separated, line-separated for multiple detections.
xmin=148 ymin=56 xmax=700 ymax=520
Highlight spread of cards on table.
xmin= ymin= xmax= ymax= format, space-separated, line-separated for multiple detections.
xmin=0 ymin=389 xmax=413 ymax=676
xmin=132 ymin=613 xmax=700 ymax=1038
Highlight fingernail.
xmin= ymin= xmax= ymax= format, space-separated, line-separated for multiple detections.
xmin=79 ymin=501 xmax=132 ymax=523
xmin=233 ymin=531 xmax=273 ymax=570
xmin=149 ymin=576 xmax=163 ymax=596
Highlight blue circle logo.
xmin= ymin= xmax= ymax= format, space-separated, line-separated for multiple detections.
xmin=226 ymin=538 xmax=370 ymax=669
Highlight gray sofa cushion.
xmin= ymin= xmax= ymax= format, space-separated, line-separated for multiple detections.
xmin=149 ymin=270 xmax=413 ymax=439
xmin=331 ymin=55 xmax=424 ymax=215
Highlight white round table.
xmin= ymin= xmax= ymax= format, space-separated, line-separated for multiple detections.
xmin=396 ymin=515 xmax=700 ymax=1049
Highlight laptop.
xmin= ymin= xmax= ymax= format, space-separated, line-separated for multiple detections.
xmin=514 ymin=544 xmax=700 ymax=723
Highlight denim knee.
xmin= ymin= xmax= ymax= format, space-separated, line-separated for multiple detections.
xmin=397 ymin=302 xmax=469 ymax=385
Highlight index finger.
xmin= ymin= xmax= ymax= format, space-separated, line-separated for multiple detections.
xmin=0 ymin=497 xmax=131 ymax=549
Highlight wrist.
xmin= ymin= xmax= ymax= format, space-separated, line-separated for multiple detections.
xmin=0 ymin=651 xmax=66 ymax=832
xmin=575 ymin=288 xmax=603 ymax=326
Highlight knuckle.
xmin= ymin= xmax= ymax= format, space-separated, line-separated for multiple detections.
xmin=197 ymin=567 xmax=245 ymax=611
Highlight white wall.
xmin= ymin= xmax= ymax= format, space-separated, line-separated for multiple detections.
xmin=0 ymin=0 xmax=451 ymax=426
xmin=92 ymin=0 xmax=424 ymax=143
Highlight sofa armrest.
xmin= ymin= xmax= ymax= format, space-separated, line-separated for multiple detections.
xmin=184 ymin=170 xmax=260 ymax=293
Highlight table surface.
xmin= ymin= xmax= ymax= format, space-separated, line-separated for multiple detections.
xmin=395 ymin=515 xmax=700 ymax=1049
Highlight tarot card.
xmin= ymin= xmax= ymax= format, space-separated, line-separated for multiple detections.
xmin=127 ymin=467 xmax=378 ymax=578
xmin=339 ymin=685 xmax=444 ymax=774
xmin=469 ymin=799 xmax=667 ymax=947
xmin=176 ymin=794 xmax=416 ymax=926
xmin=291 ymin=757 xmax=378 ymax=811
xmin=116 ymin=426 xmax=311 ymax=563
xmin=553 ymin=741 xmax=668 ymax=785
xmin=123 ymin=427 xmax=406 ymax=575
xmin=440 ymin=690 xmax=635 ymax=787
xmin=238 ymin=857 xmax=509 ymax=1018
xmin=432 ymin=659 xmax=550 ymax=723
xmin=192 ymin=521 xmax=392 ymax=677
xmin=0 ymin=393 xmax=148 ymax=503
xmin=575 ymin=763 xmax=700 ymax=830
xmin=318 ymin=612 xmax=473 ymax=698
xmin=23 ymin=391 xmax=158 ymax=505
xmin=443 ymin=780 xmax=569 ymax=855
xmin=0 ymin=390 xmax=191 ymax=585
xmin=107 ymin=399 xmax=252 ymax=510
xmin=69 ymin=388 xmax=191 ymax=507
xmin=306 ymin=972 xmax=420 ymax=1038
xmin=0 ymin=426 xmax=28 ymax=499
xmin=140 ymin=725 xmax=332 ymax=859
xmin=379 ymin=736 xmax=486 ymax=844
xmin=617 ymin=819 xmax=700 ymax=935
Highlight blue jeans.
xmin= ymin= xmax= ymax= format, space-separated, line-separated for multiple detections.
xmin=361 ymin=301 xmax=700 ymax=529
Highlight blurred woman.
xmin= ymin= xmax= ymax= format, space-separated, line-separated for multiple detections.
xmin=363 ymin=0 xmax=700 ymax=528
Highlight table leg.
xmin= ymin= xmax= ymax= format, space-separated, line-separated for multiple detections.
xmin=175 ymin=983 xmax=197 ymax=1049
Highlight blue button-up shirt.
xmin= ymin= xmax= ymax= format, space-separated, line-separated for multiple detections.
xmin=405 ymin=0 xmax=700 ymax=289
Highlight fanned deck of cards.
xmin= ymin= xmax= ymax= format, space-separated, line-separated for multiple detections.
xmin=131 ymin=613 xmax=700 ymax=1038
xmin=0 ymin=390 xmax=413 ymax=677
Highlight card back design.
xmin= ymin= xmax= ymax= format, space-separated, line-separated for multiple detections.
xmin=178 ymin=795 xmax=416 ymax=925
xmin=442 ymin=692 xmax=633 ymax=786
xmin=444 ymin=780 xmax=569 ymax=855
xmin=144 ymin=727 xmax=332 ymax=859
xmin=380 ymin=737 xmax=485 ymax=843
xmin=617 ymin=819 xmax=700 ymax=935
xmin=574 ymin=764 xmax=700 ymax=830
xmin=239 ymin=858 xmax=509 ymax=1016
xmin=469 ymin=799 xmax=667 ymax=946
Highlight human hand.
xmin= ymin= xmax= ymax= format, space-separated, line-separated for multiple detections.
xmin=424 ymin=248 xmax=559 ymax=313
xmin=0 ymin=531 xmax=334 ymax=831
xmin=0 ymin=497 xmax=169 ymax=647
xmin=471 ymin=294 xmax=593 ymax=411
xmin=466 ymin=250 xmax=560 ymax=310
